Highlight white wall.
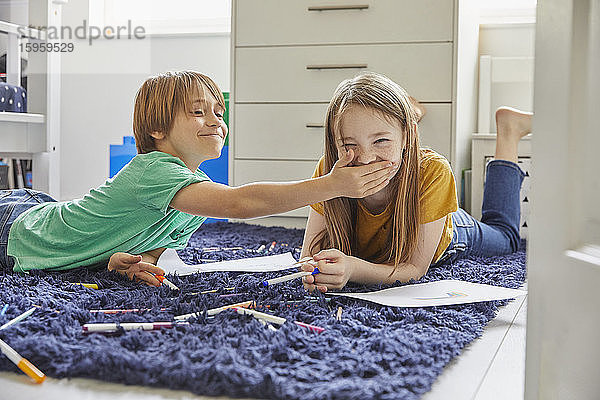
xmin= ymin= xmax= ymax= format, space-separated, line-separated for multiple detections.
xmin=56 ymin=2 xmax=534 ymax=201
xmin=478 ymin=23 xmax=536 ymax=132
xmin=59 ymin=0 xmax=230 ymax=200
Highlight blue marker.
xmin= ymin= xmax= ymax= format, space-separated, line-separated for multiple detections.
xmin=0 ymin=304 xmax=8 ymax=317
xmin=262 ymin=268 xmax=320 ymax=287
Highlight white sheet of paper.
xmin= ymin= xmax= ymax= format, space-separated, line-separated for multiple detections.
xmin=329 ymin=280 xmax=527 ymax=307
xmin=157 ymin=248 xmax=297 ymax=275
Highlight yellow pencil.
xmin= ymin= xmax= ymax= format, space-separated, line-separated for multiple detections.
xmin=72 ymin=283 xmax=99 ymax=289
xmin=0 ymin=338 xmax=45 ymax=384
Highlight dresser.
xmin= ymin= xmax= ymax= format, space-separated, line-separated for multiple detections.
xmin=230 ymin=0 xmax=478 ymax=227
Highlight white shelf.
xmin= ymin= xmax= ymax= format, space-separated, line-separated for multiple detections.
xmin=0 ymin=113 xmax=46 ymax=154
xmin=0 ymin=112 xmax=45 ymax=124
xmin=0 ymin=20 xmax=47 ymax=40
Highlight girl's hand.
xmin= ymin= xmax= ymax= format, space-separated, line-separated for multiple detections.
xmin=300 ymin=249 xmax=355 ymax=292
xmin=327 ymin=149 xmax=399 ymax=198
xmin=107 ymin=252 xmax=166 ymax=287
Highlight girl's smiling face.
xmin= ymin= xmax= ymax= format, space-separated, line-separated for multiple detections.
xmin=337 ymin=105 xmax=405 ymax=167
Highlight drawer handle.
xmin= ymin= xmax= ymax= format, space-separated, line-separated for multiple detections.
xmin=306 ymin=123 xmax=325 ymax=129
xmin=306 ymin=64 xmax=368 ymax=70
xmin=308 ymin=5 xmax=369 ymax=11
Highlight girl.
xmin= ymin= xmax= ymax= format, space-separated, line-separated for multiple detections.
xmin=0 ymin=71 xmax=398 ymax=286
xmin=300 ymin=72 xmax=531 ymax=292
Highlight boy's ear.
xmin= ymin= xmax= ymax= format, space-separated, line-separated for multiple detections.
xmin=150 ymin=131 xmax=165 ymax=140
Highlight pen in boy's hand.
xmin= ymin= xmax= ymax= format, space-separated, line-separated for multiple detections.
xmin=153 ymin=274 xmax=180 ymax=290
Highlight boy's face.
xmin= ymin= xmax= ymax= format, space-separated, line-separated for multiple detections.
xmin=154 ymin=92 xmax=228 ymax=170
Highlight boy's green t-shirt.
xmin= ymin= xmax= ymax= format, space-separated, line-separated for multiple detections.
xmin=7 ymin=151 xmax=210 ymax=272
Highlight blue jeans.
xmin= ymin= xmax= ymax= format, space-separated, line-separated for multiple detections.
xmin=433 ymin=160 xmax=525 ymax=265
xmin=0 ymin=189 xmax=57 ymax=271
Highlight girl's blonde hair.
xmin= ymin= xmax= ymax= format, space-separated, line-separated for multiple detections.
xmin=133 ymin=71 xmax=226 ymax=154
xmin=310 ymin=72 xmax=422 ymax=272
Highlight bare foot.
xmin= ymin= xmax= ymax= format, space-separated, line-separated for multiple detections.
xmin=495 ymin=106 xmax=533 ymax=141
xmin=409 ymin=96 xmax=426 ymax=123
xmin=494 ymin=107 xmax=533 ymax=163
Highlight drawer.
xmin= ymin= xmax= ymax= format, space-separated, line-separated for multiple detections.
xmin=233 ymin=104 xmax=327 ymax=160
xmin=235 ymin=43 xmax=453 ymax=103
xmin=233 ymin=160 xmax=318 ymax=217
xmin=418 ymin=103 xmax=452 ymax=160
xmin=233 ymin=103 xmax=451 ymax=160
xmin=235 ymin=0 xmax=453 ymax=46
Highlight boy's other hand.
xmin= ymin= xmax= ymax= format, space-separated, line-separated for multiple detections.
xmin=107 ymin=252 xmax=166 ymax=287
xmin=328 ymin=149 xmax=399 ymax=198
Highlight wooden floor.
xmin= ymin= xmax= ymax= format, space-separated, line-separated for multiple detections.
xmin=0 ymin=293 xmax=528 ymax=400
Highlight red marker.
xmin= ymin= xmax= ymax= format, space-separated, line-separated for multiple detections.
xmin=294 ymin=321 xmax=325 ymax=333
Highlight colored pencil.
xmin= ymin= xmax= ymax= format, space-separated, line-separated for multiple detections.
xmin=0 ymin=306 xmax=37 ymax=330
xmin=187 ymin=286 xmax=236 ymax=296
xmin=230 ymin=307 xmax=325 ymax=333
xmin=154 ymin=274 xmax=180 ymax=290
xmin=82 ymin=321 xmax=189 ymax=333
xmin=174 ymin=300 xmax=254 ymax=321
xmin=0 ymin=338 xmax=45 ymax=383
xmin=89 ymin=308 xmax=168 ymax=314
xmin=72 ymin=283 xmax=99 ymax=289
xmin=293 ymin=321 xmax=326 ymax=333
xmin=262 ymin=268 xmax=320 ymax=287
xmin=231 ymin=307 xmax=287 ymax=325
xmin=257 ymin=318 xmax=278 ymax=332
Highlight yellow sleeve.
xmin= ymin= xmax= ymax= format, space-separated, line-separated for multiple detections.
xmin=419 ymin=152 xmax=459 ymax=224
xmin=310 ymin=156 xmax=326 ymax=215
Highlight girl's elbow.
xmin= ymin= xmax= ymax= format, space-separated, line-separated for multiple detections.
xmin=415 ymin=264 xmax=429 ymax=280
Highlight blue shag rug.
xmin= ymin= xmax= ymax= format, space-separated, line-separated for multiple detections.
xmin=0 ymin=222 xmax=526 ymax=399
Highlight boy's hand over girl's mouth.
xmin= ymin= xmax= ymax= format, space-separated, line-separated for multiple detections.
xmin=107 ymin=252 xmax=166 ymax=287
xmin=327 ymin=149 xmax=399 ymax=198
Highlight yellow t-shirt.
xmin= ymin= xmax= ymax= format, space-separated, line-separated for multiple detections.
xmin=310 ymin=148 xmax=458 ymax=264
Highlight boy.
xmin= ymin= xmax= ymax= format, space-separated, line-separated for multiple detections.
xmin=0 ymin=71 xmax=398 ymax=286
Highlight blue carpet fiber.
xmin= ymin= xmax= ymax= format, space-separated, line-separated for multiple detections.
xmin=0 ymin=222 xmax=526 ymax=399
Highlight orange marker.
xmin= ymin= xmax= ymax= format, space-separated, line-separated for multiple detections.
xmin=153 ymin=274 xmax=180 ymax=291
xmin=0 ymin=338 xmax=45 ymax=383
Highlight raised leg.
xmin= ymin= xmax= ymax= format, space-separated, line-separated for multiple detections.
xmin=494 ymin=106 xmax=533 ymax=163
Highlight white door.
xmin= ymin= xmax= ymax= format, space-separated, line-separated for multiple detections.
xmin=525 ymin=0 xmax=600 ymax=399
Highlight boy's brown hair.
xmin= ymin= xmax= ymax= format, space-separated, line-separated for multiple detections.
xmin=133 ymin=71 xmax=226 ymax=154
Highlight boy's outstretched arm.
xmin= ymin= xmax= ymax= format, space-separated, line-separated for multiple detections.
xmin=170 ymin=150 xmax=399 ymax=219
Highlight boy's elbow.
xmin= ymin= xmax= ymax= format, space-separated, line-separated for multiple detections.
xmin=219 ymin=203 xmax=248 ymax=219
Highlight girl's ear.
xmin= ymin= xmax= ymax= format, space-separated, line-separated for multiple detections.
xmin=150 ymin=131 xmax=165 ymax=140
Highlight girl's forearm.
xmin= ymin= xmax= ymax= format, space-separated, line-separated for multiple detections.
xmin=349 ymin=256 xmax=428 ymax=285
xmin=231 ymin=176 xmax=337 ymax=219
